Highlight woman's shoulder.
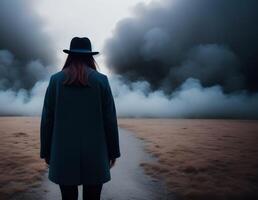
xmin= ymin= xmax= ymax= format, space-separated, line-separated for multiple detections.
xmin=88 ymin=68 xmax=107 ymax=78
xmin=86 ymin=68 xmax=109 ymax=84
xmin=46 ymin=71 xmax=65 ymax=88
xmin=50 ymin=71 xmax=65 ymax=80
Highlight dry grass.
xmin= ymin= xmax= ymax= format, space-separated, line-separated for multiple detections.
xmin=118 ymin=118 xmax=258 ymax=200
xmin=0 ymin=117 xmax=46 ymax=199
xmin=1 ymin=117 xmax=258 ymax=200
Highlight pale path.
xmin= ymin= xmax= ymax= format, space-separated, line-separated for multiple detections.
xmin=12 ymin=128 xmax=174 ymax=200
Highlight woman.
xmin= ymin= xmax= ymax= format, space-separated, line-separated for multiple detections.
xmin=40 ymin=37 xmax=120 ymax=200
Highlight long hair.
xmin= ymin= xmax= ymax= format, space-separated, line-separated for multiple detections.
xmin=62 ymin=54 xmax=98 ymax=86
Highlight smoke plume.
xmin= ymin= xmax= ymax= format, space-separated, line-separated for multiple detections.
xmin=1 ymin=75 xmax=258 ymax=119
xmin=0 ymin=0 xmax=258 ymax=118
xmin=109 ymin=75 xmax=258 ymax=119
xmin=104 ymin=0 xmax=258 ymax=93
xmin=0 ymin=0 xmax=56 ymax=90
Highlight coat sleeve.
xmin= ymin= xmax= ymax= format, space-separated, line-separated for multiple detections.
xmin=102 ymin=76 xmax=121 ymax=160
xmin=40 ymin=76 xmax=56 ymax=159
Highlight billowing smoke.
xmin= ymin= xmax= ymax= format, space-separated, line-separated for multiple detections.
xmin=0 ymin=50 xmax=53 ymax=90
xmin=0 ymin=0 xmax=56 ymax=90
xmin=104 ymin=0 xmax=258 ymax=93
xmin=0 ymin=0 xmax=258 ymax=118
xmin=109 ymin=76 xmax=258 ymax=119
xmin=1 ymin=75 xmax=258 ymax=118
xmin=0 ymin=80 xmax=48 ymax=116
xmin=0 ymin=0 xmax=57 ymax=116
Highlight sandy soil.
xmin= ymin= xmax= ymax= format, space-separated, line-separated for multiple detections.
xmin=0 ymin=117 xmax=45 ymax=199
xmin=118 ymin=118 xmax=258 ymax=200
xmin=1 ymin=117 xmax=258 ymax=200
xmin=11 ymin=128 xmax=171 ymax=200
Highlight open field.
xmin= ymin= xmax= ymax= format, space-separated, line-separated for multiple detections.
xmin=118 ymin=118 xmax=258 ymax=200
xmin=0 ymin=117 xmax=258 ymax=199
xmin=0 ymin=117 xmax=45 ymax=199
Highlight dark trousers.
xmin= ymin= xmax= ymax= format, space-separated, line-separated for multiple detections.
xmin=59 ymin=184 xmax=103 ymax=200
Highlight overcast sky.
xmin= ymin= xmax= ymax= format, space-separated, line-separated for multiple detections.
xmin=35 ymin=0 xmax=154 ymax=74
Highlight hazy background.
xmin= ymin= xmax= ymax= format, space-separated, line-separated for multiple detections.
xmin=0 ymin=0 xmax=258 ymax=118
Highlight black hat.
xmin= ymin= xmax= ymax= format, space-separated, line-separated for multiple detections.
xmin=63 ymin=37 xmax=99 ymax=55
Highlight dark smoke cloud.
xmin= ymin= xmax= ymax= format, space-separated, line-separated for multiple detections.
xmin=1 ymin=0 xmax=258 ymax=118
xmin=0 ymin=0 xmax=56 ymax=90
xmin=104 ymin=0 xmax=258 ymax=93
xmin=0 ymin=50 xmax=52 ymax=90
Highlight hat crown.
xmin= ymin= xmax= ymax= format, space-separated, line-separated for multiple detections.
xmin=70 ymin=37 xmax=92 ymax=51
xmin=63 ymin=37 xmax=99 ymax=55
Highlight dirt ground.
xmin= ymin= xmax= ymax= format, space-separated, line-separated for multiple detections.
xmin=118 ymin=118 xmax=258 ymax=200
xmin=0 ymin=117 xmax=45 ymax=199
xmin=0 ymin=117 xmax=258 ymax=200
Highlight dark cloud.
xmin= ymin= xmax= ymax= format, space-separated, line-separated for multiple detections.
xmin=104 ymin=0 xmax=258 ymax=93
xmin=0 ymin=0 xmax=56 ymax=90
xmin=0 ymin=50 xmax=51 ymax=90
xmin=1 ymin=0 xmax=258 ymax=118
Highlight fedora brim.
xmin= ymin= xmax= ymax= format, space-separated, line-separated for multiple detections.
xmin=63 ymin=49 xmax=99 ymax=55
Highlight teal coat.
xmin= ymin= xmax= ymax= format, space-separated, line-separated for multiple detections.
xmin=40 ymin=67 xmax=120 ymax=185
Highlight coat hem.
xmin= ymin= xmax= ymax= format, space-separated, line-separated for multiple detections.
xmin=48 ymin=173 xmax=111 ymax=185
